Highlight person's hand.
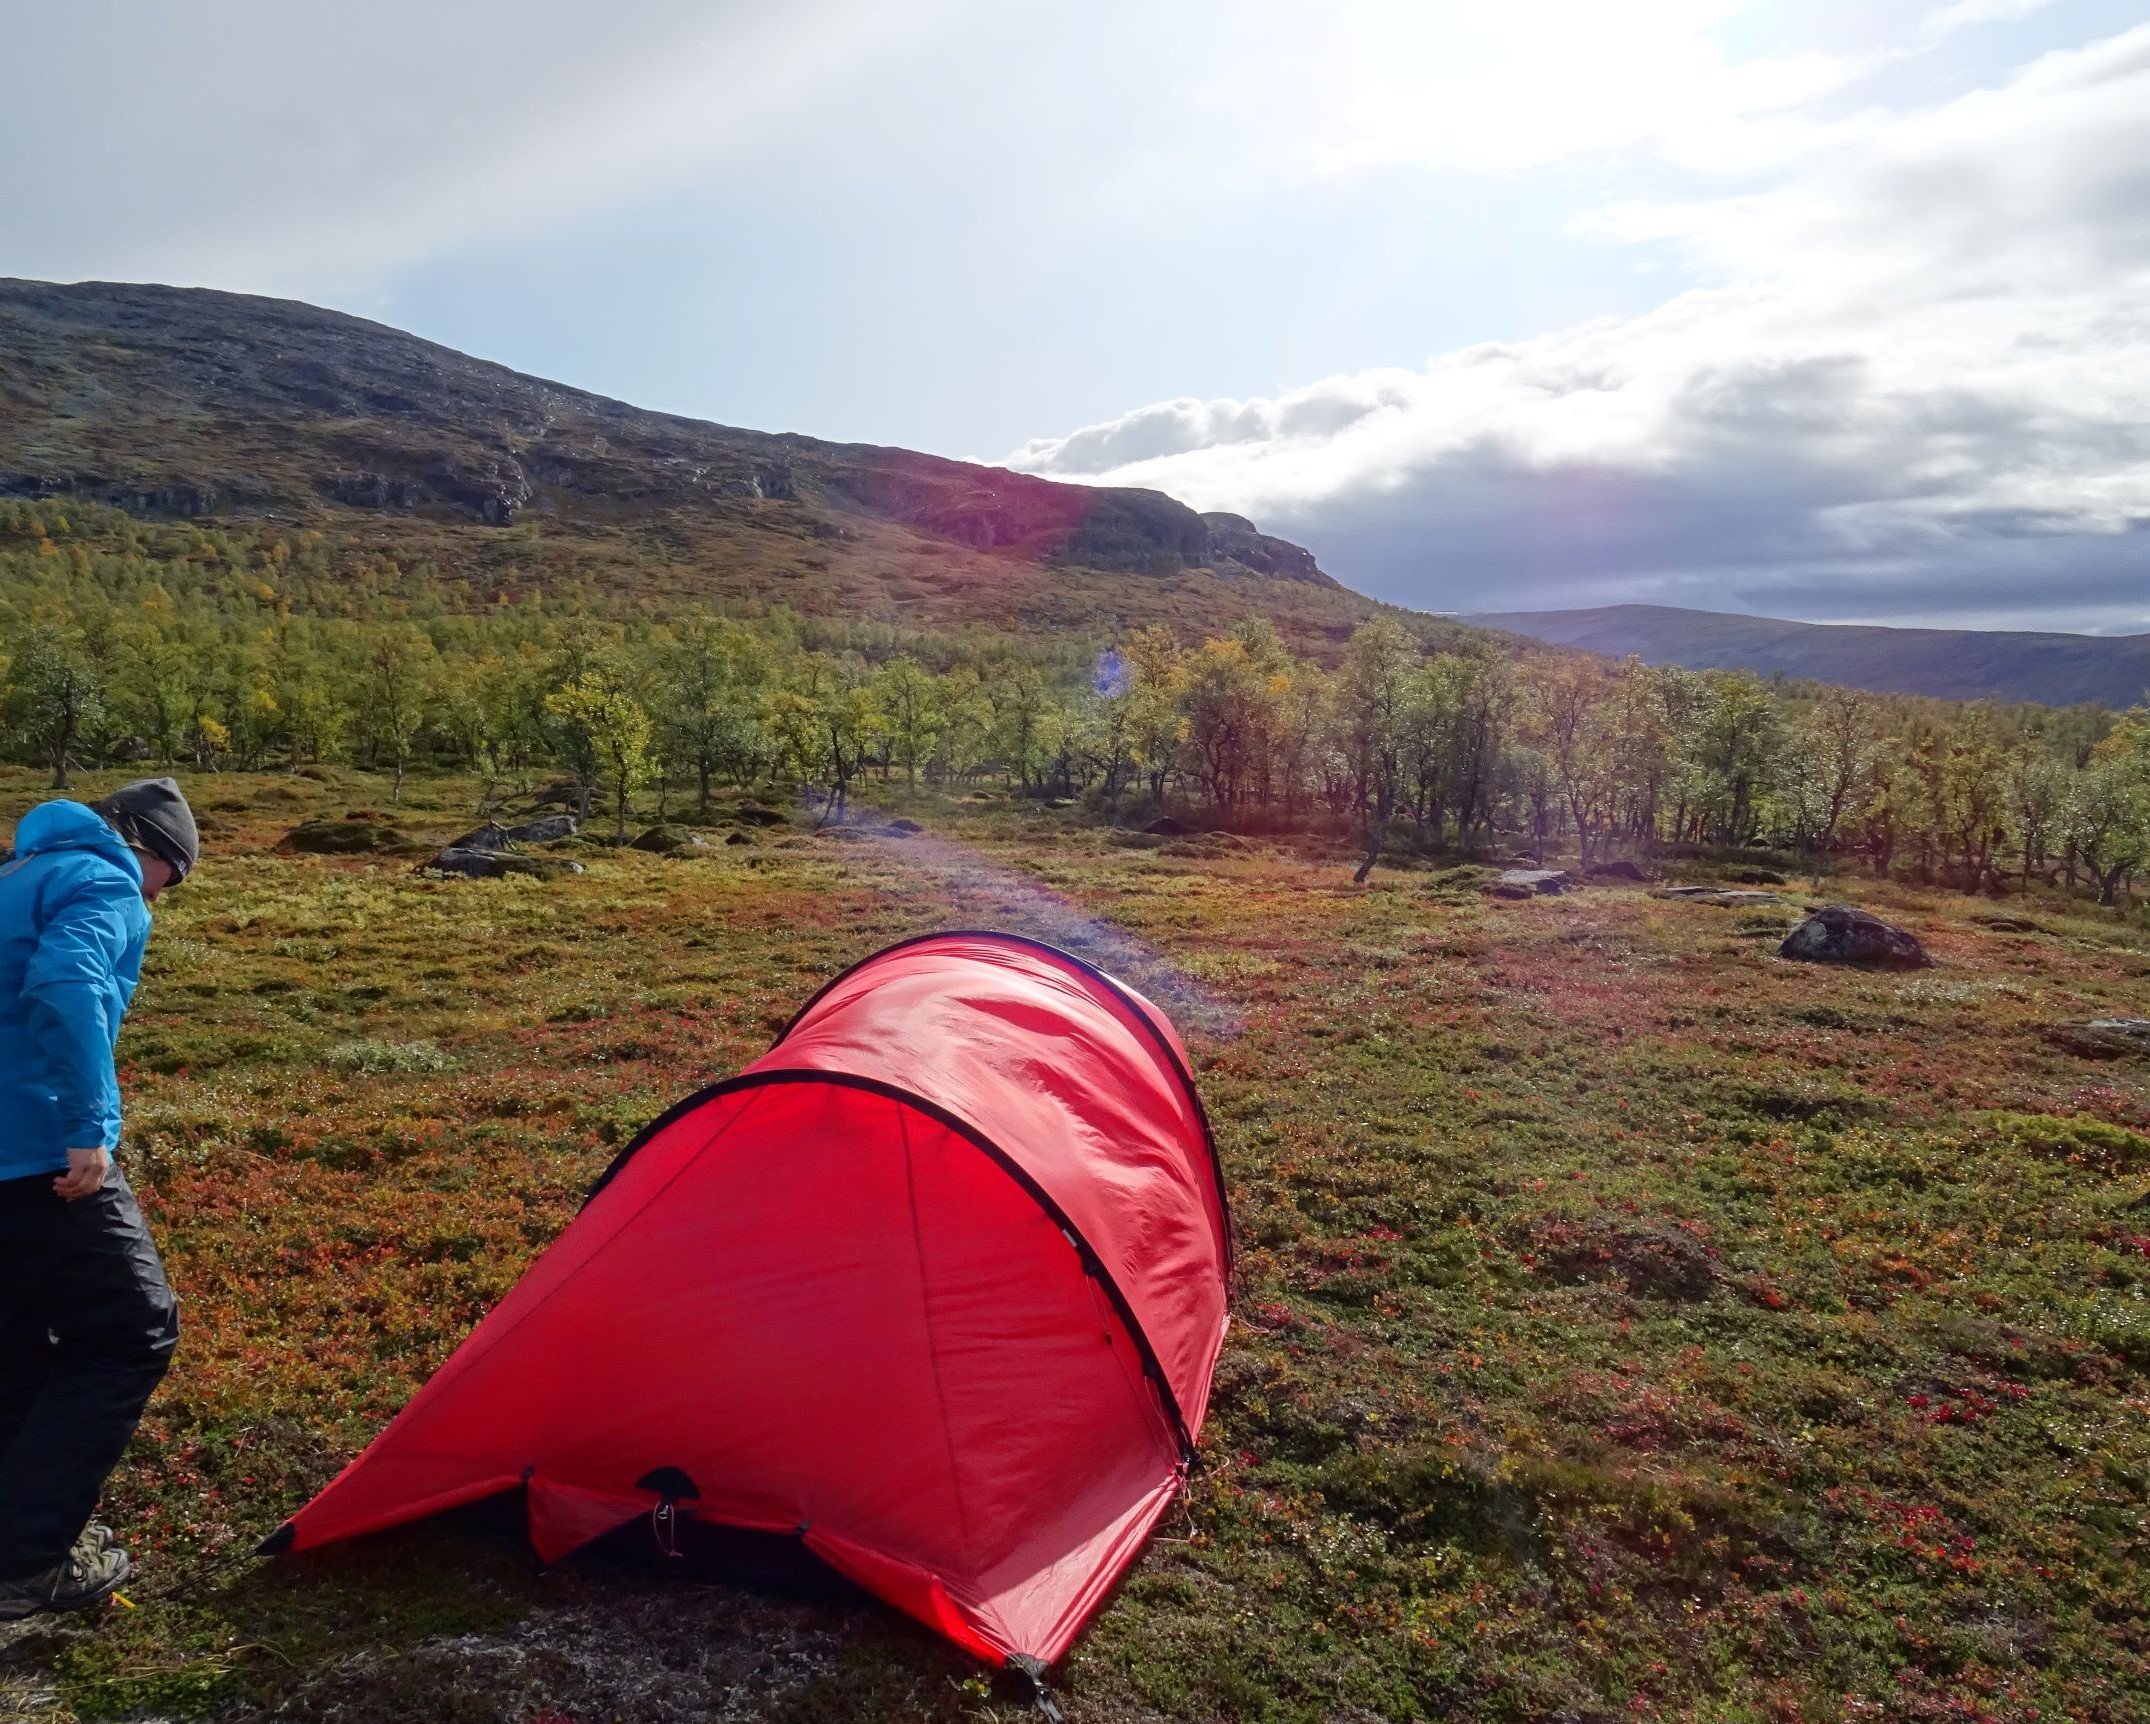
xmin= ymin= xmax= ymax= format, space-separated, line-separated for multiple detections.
xmin=53 ymin=1146 xmax=111 ymax=1200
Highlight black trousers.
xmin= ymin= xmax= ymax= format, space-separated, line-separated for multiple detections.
xmin=0 ymin=1166 xmax=179 ymax=1580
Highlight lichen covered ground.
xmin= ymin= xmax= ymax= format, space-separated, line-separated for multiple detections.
xmin=2 ymin=769 xmax=2146 ymax=1722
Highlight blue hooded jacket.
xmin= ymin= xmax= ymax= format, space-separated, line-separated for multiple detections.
xmin=0 ymin=800 xmax=151 ymax=1180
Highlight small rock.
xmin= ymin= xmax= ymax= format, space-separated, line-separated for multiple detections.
xmin=724 ymin=830 xmax=752 ymax=846
xmin=1971 ymin=912 xmax=2041 ymax=934
xmin=2046 ymin=1018 xmax=2150 ymax=1059
xmin=732 ymin=805 xmax=787 ymax=828
xmin=1779 ymin=904 xmax=1932 ymax=969
xmin=1144 ymin=816 xmax=1190 ymax=836
xmin=1653 ymin=886 xmax=1787 ymax=906
xmin=1492 ymin=869 xmax=1571 ymax=896
xmin=1723 ymin=865 xmax=1789 ymax=886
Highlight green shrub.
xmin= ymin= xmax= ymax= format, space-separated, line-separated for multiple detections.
xmin=1981 ymin=1109 xmax=2150 ymax=1172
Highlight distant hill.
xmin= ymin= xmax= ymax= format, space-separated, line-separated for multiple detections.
xmin=1468 ymin=603 xmax=2150 ymax=710
xmin=0 ymin=278 xmax=1397 ymax=646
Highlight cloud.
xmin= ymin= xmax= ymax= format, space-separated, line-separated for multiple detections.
xmin=1 ymin=0 xmax=954 ymax=301
xmin=1918 ymin=0 xmax=2061 ymax=44
xmin=1011 ymin=23 xmax=2150 ymax=631
xmin=1094 ymin=0 xmax=1877 ymax=208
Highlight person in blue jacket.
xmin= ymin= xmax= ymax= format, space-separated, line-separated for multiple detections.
xmin=0 ymin=777 xmax=198 ymax=1619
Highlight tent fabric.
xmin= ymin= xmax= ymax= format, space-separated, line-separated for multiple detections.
xmin=270 ymin=932 xmax=1231 ymax=1667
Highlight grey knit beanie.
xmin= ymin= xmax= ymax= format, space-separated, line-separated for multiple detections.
xmin=90 ymin=777 xmax=201 ymax=883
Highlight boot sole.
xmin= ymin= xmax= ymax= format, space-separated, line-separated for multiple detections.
xmin=0 ymin=1551 xmax=132 ymax=1619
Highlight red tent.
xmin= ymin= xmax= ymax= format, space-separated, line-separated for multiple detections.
xmin=266 ymin=932 xmax=1231 ymax=1670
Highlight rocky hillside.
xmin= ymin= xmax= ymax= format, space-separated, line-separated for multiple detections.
xmin=0 ymin=278 xmax=1378 ymax=641
xmin=1471 ymin=603 xmax=2150 ymax=710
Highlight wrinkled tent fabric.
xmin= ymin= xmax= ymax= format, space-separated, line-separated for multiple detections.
xmin=268 ymin=932 xmax=1231 ymax=1666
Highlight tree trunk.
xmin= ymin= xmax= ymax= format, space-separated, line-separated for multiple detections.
xmin=49 ymin=717 xmax=74 ymax=790
xmin=1352 ymin=787 xmax=1394 ymax=885
xmin=1352 ymin=831 xmax=1379 ymax=885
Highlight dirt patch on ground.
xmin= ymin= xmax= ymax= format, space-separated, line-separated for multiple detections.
xmin=1512 ymin=1214 xmax=1721 ymax=1301
xmin=234 ymin=1594 xmax=839 ymax=1722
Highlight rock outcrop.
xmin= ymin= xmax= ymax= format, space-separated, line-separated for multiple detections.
xmin=445 ymin=821 xmax=515 ymax=854
xmin=1491 ymin=869 xmax=1571 ymax=898
xmin=1654 ymin=886 xmax=1787 ymax=906
xmin=2046 ymin=1018 xmax=2150 ymax=1059
xmin=504 ymin=813 xmax=579 ymax=843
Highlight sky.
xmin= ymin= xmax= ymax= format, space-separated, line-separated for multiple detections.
xmin=6 ymin=0 xmax=2147 ymax=632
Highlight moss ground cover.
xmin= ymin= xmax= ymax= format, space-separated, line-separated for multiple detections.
xmin=1 ymin=768 xmax=2145 ymax=1722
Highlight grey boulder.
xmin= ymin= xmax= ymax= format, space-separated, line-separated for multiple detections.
xmin=1779 ymin=904 xmax=1931 ymax=969
xmin=445 ymin=820 xmax=515 ymax=854
xmin=422 ymin=847 xmax=583 ymax=880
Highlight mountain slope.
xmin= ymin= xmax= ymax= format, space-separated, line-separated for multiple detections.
xmin=1469 ymin=603 xmax=2150 ymax=709
xmin=0 ymin=278 xmax=1384 ymax=643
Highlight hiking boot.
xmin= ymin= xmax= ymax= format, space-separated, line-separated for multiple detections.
xmin=0 ymin=1542 xmax=132 ymax=1620
xmin=74 ymin=1522 xmax=116 ymax=1557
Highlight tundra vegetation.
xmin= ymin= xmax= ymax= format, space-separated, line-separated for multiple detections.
xmin=0 ymin=497 xmax=2146 ymax=1722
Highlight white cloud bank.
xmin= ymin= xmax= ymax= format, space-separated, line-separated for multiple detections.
xmin=1011 ymin=22 xmax=2150 ymax=631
